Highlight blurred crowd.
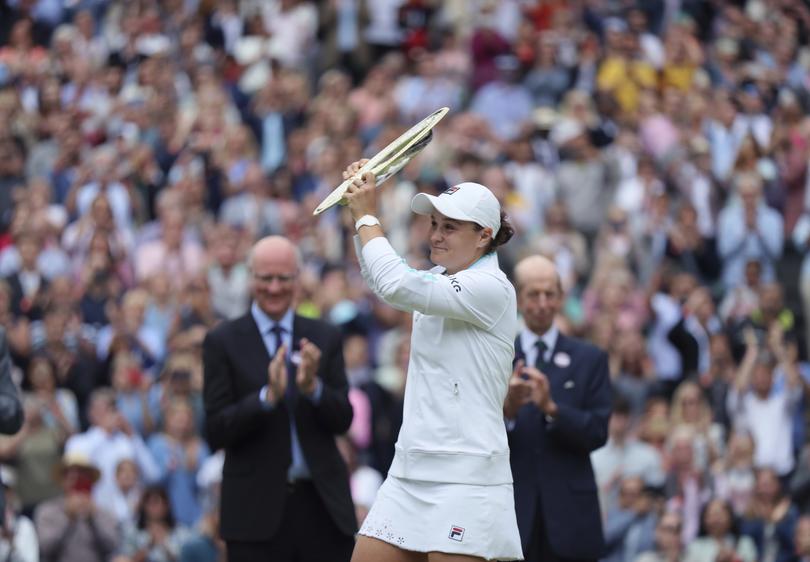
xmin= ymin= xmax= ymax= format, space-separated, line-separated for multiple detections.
xmin=0 ymin=0 xmax=810 ymax=561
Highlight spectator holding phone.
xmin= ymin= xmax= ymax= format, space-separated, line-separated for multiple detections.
xmin=34 ymin=451 xmax=120 ymax=562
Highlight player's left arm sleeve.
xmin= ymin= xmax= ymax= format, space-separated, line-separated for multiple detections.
xmin=547 ymin=350 xmax=612 ymax=454
xmin=360 ymin=237 xmax=510 ymax=329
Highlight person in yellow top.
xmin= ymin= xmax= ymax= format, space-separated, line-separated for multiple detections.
xmin=596 ymin=24 xmax=657 ymax=114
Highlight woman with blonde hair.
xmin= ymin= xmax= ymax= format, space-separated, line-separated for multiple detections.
xmin=670 ymin=380 xmax=725 ymax=472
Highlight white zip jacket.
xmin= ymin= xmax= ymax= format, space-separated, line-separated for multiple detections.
xmin=355 ymin=236 xmax=517 ymax=485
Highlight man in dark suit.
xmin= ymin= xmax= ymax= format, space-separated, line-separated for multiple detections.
xmin=203 ymin=235 xmax=355 ymax=562
xmin=504 ymin=255 xmax=612 ymax=562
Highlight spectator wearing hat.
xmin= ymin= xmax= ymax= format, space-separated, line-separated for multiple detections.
xmin=530 ymin=106 xmax=561 ymax=170
xmin=34 ymin=451 xmax=120 ymax=562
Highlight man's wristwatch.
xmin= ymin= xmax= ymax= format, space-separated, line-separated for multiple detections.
xmin=355 ymin=215 xmax=381 ymax=231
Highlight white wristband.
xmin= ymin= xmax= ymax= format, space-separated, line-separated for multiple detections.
xmin=355 ymin=215 xmax=381 ymax=231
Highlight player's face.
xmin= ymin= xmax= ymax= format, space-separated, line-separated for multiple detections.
xmin=518 ymin=274 xmax=562 ymax=335
xmin=428 ymin=213 xmax=489 ymax=275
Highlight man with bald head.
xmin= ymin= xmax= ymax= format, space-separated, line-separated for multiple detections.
xmin=203 ymin=236 xmax=355 ymax=561
xmin=504 ymin=254 xmax=612 ymax=562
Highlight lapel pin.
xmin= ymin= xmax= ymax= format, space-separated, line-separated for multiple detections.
xmin=554 ymin=352 xmax=571 ymax=368
xmin=564 ymin=380 xmax=575 ymax=389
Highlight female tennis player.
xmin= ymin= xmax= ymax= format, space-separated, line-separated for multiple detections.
xmin=343 ymin=159 xmax=523 ymax=562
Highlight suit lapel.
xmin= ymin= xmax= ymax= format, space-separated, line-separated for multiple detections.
xmin=292 ymin=315 xmax=309 ymax=349
xmin=546 ymin=334 xmax=575 ymax=398
xmin=236 ymin=314 xmax=271 ymax=385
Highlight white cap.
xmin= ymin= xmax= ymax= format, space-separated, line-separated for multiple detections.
xmin=411 ymin=182 xmax=501 ymax=236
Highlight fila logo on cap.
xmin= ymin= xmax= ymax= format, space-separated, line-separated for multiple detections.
xmin=442 ymin=185 xmax=461 ymax=195
xmin=448 ymin=525 xmax=465 ymax=542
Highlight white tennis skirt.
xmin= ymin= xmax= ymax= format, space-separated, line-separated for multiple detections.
xmin=358 ymin=475 xmax=524 ymax=561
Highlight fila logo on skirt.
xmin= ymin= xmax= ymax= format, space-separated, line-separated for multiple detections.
xmin=448 ymin=525 xmax=465 ymax=542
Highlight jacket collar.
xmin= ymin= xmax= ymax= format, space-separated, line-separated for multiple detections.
xmin=250 ymin=301 xmax=294 ymax=335
xmin=520 ymin=324 xmax=559 ymax=356
xmin=430 ymin=251 xmax=502 ymax=275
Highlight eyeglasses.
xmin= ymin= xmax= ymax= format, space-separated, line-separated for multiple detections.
xmin=253 ymin=273 xmax=296 ymax=284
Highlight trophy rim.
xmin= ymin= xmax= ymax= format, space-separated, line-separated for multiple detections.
xmin=312 ymin=107 xmax=450 ymax=216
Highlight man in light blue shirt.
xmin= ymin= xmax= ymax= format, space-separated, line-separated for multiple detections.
xmin=717 ymin=173 xmax=783 ymax=289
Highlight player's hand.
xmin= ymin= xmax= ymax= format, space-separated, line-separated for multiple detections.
xmin=503 ymin=360 xmax=532 ymax=420
xmin=266 ymin=344 xmax=287 ymax=405
xmin=296 ymin=338 xmax=321 ymax=396
xmin=342 ymin=159 xmax=377 ymax=221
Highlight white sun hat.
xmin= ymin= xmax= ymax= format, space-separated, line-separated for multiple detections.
xmin=411 ymin=182 xmax=501 ymax=236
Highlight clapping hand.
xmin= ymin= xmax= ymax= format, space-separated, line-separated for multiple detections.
xmin=266 ymin=344 xmax=288 ymax=406
xmin=65 ymin=492 xmax=94 ymax=520
xmin=520 ymin=366 xmax=557 ymax=416
xmin=296 ymin=338 xmax=321 ymax=396
xmin=504 ymin=360 xmax=532 ymax=420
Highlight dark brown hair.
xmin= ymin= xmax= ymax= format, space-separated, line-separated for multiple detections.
xmin=474 ymin=211 xmax=515 ymax=253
